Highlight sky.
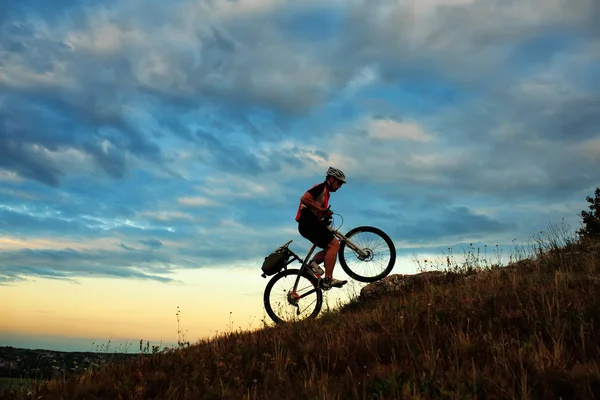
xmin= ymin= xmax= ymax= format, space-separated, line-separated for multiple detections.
xmin=1 ymin=0 xmax=599 ymax=352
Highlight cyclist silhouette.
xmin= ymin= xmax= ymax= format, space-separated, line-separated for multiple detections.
xmin=295 ymin=167 xmax=348 ymax=289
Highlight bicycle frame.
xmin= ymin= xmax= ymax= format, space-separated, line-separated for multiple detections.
xmin=330 ymin=226 xmax=370 ymax=259
xmin=284 ymin=225 xmax=370 ymax=298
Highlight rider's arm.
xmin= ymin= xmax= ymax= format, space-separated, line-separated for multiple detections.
xmin=300 ymin=192 xmax=327 ymax=214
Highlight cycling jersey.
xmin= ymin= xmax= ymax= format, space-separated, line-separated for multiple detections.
xmin=295 ymin=181 xmax=330 ymax=222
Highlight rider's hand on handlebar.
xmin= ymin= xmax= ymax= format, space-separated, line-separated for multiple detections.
xmin=322 ymin=208 xmax=333 ymax=226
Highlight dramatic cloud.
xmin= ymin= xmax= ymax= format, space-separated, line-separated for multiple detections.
xmin=0 ymin=0 xmax=598 ymax=283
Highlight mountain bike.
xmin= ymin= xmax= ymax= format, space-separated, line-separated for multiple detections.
xmin=261 ymin=213 xmax=396 ymax=324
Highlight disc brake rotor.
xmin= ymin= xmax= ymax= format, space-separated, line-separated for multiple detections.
xmin=358 ymin=248 xmax=374 ymax=262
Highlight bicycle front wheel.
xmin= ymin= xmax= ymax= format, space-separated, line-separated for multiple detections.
xmin=339 ymin=226 xmax=396 ymax=282
xmin=263 ymin=269 xmax=323 ymax=324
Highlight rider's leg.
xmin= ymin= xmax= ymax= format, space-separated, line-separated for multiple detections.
xmin=298 ymin=215 xmax=327 ymax=266
xmin=312 ymin=250 xmax=326 ymax=265
xmin=323 ymin=238 xmax=340 ymax=278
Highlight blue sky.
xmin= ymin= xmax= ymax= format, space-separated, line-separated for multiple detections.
xmin=1 ymin=0 xmax=599 ymax=350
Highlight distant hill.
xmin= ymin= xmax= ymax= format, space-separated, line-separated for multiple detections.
xmin=2 ymin=237 xmax=599 ymax=399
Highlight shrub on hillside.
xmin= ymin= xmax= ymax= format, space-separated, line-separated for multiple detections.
xmin=578 ymin=187 xmax=600 ymax=240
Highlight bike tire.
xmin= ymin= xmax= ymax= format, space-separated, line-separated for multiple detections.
xmin=338 ymin=226 xmax=396 ymax=283
xmin=263 ymin=268 xmax=323 ymax=324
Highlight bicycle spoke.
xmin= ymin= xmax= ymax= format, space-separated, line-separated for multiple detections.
xmin=338 ymin=226 xmax=396 ymax=282
xmin=265 ymin=270 xmax=321 ymax=323
xmin=345 ymin=232 xmax=392 ymax=276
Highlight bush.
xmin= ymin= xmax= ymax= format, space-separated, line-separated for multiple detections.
xmin=577 ymin=187 xmax=600 ymax=240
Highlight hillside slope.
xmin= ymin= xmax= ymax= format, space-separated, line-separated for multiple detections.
xmin=2 ymin=239 xmax=600 ymax=399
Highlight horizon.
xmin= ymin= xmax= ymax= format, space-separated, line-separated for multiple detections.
xmin=1 ymin=0 xmax=599 ymax=352
xmin=0 ymin=238 xmax=576 ymax=352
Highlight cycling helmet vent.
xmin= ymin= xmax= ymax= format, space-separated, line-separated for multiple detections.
xmin=326 ymin=167 xmax=346 ymax=183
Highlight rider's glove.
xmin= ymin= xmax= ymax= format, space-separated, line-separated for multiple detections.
xmin=322 ymin=208 xmax=333 ymax=225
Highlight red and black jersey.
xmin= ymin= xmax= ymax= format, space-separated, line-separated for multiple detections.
xmin=295 ymin=181 xmax=330 ymax=222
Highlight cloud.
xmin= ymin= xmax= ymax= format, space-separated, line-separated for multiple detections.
xmin=0 ymin=169 xmax=22 ymax=182
xmin=178 ymin=197 xmax=219 ymax=207
xmin=119 ymin=243 xmax=135 ymax=251
xmin=138 ymin=211 xmax=195 ymax=222
xmin=396 ymin=206 xmax=515 ymax=244
xmin=338 ymin=0 xmax=599 ymax=80
xmin=0 ymin=0 xmax=598 ymax=284
xmin=367 ymin=117 xmax=433 ymax=142
xmin=0 ymin=187 xmax=37 ymax=200
xmin=579 ymin=138 xmax=600 ymax=159
xmin=5 ymin=0 xmax=592 ymax=187
xmin=0 ymin=247 xmax=180 ymax=283
xmin=0 ymin=115 xmax=65 ymax=187
xmin=140 ymin=239 xmax=163 ymax=249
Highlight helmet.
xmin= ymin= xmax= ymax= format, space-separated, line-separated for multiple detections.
xmin=326 ymin=166 xmax=346 ymax=183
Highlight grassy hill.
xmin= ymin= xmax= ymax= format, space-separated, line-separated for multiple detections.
xmin=2 ymin=233 xmax=599 ymax=399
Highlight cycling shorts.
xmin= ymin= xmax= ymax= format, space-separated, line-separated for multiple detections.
xmin=297 ymin=208 xmax=334 ymax=249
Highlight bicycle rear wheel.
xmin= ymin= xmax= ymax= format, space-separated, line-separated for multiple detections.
xmin=263 ymin=268 xmax=323 ymax=324
xmin=338 ymin=226 xmax=396 ymax=282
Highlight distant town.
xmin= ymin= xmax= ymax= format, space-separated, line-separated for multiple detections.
xmin=0 ymin=346 xmax=139 ymax=381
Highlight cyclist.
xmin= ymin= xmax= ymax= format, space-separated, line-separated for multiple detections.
xmin=296 ymin=167 xmax=348 ymax=289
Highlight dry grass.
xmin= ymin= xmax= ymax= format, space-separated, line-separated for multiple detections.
xmin=2 ymin=234 xmax=600 ymax=399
